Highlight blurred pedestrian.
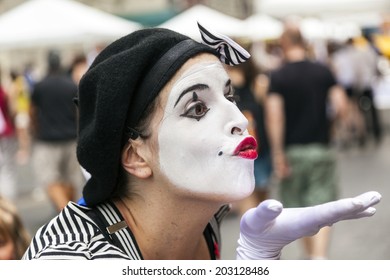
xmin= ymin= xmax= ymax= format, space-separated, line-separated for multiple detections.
xmin=355 ymin=36 xmax=383 ymax=145
xmin=0 ymin=196 xmax=31 ymax=260
xmin=8 ymin=70 xmax=31 ymax=165
xmin=30 ymin=50 xmax=85 ymax=212
xmin=22 ymin=62 xmax=37 ymax=95
xmin=266 ymin=27 xmax=348 ymax=259
xmin=330 ymin=37 xmax=381 ymax=148
xmin=0 ymin=68 xmax=18 ymax=200
xmin=226 ymin=56 xmax=273 ymax=216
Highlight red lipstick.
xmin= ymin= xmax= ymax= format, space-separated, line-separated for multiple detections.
xmin=233 ymin=136 xmax=258 ymax=159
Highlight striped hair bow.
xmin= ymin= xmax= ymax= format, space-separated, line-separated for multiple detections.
xmin=197 ymin=22 xmax=250 ymax=66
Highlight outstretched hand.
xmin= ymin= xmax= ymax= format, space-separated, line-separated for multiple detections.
xmin=236 ymin=191 xmax=382 ymax=260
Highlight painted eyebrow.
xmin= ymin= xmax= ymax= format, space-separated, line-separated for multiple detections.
xmin=174 ymin=83 xmax=209 ymax=108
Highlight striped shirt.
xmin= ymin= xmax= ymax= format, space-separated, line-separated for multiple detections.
xmin=22 ymin=201 xmax=230 ymax=260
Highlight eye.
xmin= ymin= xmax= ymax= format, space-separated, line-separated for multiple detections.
xmin=180 ymin=92 xmax=210 ymax=121
xmin=180 ymin=101 xmax=210 ymax=121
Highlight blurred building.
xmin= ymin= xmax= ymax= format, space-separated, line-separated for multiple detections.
xmin=1 ymin=0 xmax=389 ymax=82
xmin=2 ymin=0 xmax=389 ymax=23
xmin=77 ymin=0 xmax=254 ymax=25
xmin=0 ymin=0 xmax=255 ymax=26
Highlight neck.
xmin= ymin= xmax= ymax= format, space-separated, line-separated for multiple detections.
xmin=115 ymin=185 xmax=221 ymax=260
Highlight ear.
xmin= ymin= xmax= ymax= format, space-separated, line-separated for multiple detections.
xmin=121 ymin=141 xmax=152 ymax=179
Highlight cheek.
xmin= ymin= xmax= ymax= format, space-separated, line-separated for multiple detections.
xmin=159 ymin=109 xmax=223 ymax=154
xmin=158 ymin=118 xmax=254 ymax=199
xmin=158 ymin=119 xmax=207 ymax=164
xmin=158 ymin=117 xmax=215 ymax=178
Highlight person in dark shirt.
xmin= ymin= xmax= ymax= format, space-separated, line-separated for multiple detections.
xmin=266 ymin=26 xmax=349 ymax=259
xmin=30 ymin=50 xmax=85 ymax=212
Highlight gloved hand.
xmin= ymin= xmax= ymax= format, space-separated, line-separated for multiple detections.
xmin=236 ymin=191 xmax=381 ymax=260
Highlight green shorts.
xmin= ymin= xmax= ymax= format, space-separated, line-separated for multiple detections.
xmin=279 ymin=144 xmax=338 ymax=207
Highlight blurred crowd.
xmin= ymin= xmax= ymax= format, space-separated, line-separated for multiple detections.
xmin=0 ymin=49 xmax=92 ymax=202
xmin=0 ymin=47 xmax=95 ymax=259
xmin=228 ymin=19 xmax=388 ymax=259
xmin=0 ymin=16 xmax=389 ymax=259
xmin=246 ymin=21 xmax=387 ymax=150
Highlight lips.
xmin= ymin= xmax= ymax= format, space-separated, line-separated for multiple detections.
xmin=233 ymin=136 xmax=258 ymax=159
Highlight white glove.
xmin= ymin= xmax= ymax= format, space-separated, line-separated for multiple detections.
xmin=236 ymin=191 xmax=382 ymax=260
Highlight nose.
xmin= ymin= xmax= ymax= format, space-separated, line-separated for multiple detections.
xmin=224 ymin=105 xmax=248 ymax=136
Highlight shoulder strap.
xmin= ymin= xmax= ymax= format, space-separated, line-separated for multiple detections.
xmin=203 ymin=224 xmax=217 ymax=260
xmin=204 ymin=204 xmax=231 ymax=260
xmin=86 ymin=207 xmax=128 ymax=254
xmin=86 ymin=202 xmax=143 ymax=260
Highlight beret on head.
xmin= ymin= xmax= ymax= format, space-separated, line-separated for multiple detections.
xmin=77 ymin=28 xmax=218 ymax=206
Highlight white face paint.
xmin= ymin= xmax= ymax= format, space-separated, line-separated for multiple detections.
xmin=158 ymin=59 xmax=257 ymax=201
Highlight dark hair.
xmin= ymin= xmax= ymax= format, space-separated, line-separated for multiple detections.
xmin=47 ymin=50 xmax=61 ymax=73
xmin=10 ymin=70 xmax=19 ymax=81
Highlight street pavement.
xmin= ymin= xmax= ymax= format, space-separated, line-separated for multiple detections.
xmin=9 ymin=110 xmax=390 ymax=260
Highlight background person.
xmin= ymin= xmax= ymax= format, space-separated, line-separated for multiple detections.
xmin=8 ymin=70 xmax=31 ymax=165
xmin=29 ymin=50 xmax=85 ymax=212
xmin=0 ymin=68 xmax=18 ymax=200
xmin=266 ymin=26 xmax=349 ymax=259
xmin=0 ymin=196 xmax=31 ymax=260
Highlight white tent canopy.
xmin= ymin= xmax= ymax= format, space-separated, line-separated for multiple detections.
xmin=0 ymin=0 xmax=142 ymax=50
xmin=321 ymin=12 xmax=384 ymax=29
xmin=302 ymin=18 xmax=362 ymax=42
xmin=158 ymin=4 xmax=244 ymax=41
xmin=242 ymin=14 xmax=284 ymax=40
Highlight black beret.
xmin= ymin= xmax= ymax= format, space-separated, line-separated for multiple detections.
xmin=77 ymin=28 xmax=218 ymax=206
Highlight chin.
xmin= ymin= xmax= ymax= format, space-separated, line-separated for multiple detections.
xmin=201 ymin=166 xmax=255 ymax=202
xmin=224 ymin=183 xmax=255 ymax=202
xmin=175 ymin=180 xmax=254 ymax=204
xmin=197 ymin=177 xmax=255 ymax=203
xmin=222 ymin=169 xmax=255 ymax=201
xmin=165 ymin=160 xmax=256 ymax=203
